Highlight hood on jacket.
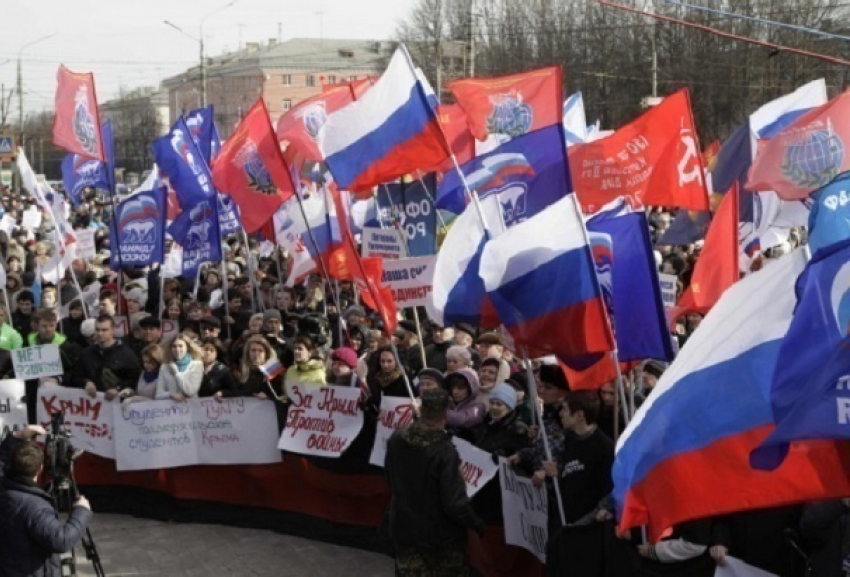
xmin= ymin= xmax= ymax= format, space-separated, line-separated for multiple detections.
xmin=446 ymin=367 xmax=480 ymax=399
xmin=400 ymin=420 xmax=447 ymax=448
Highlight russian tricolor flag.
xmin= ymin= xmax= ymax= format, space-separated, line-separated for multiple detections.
xmin=260 ymin=358 xmax=285 ymax=381
xmin=479 ymin=194 xmax=614 ymax=358
xmin=319 ymin=46 xmax=449 ymax=192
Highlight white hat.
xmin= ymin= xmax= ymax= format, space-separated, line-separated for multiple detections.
xmin=81 ymin=319 xmax=96 ymax=338
xmin=125 ymin=287 xmax=147 ymax=307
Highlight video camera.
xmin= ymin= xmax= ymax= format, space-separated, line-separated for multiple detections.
xmin=44 ymin=412 xmax=82 ymax=490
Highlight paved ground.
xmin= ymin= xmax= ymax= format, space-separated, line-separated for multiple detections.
xmin=72 ymin=513 xmax=394 ymax=577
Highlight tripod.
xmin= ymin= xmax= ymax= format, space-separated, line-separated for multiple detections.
xmin=45 ymin=465 xmax=105 ymax=577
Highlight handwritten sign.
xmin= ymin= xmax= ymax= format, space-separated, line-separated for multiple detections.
xmin=112 ymin=315 xmax=129 ymax=338
xmin=37 ymin=384 xmax=115 ymax=459
xmin=279 ymin=383 xmax=364 ymax=457
xmin=12 ymin=345 xmax=63 ymax=380
xmin=452 ymin=437 xmax=499 ymax=497
xmin=369 ymin=396 xmax=415 ymax=467
xmin=381 ymin=256 xmax=436 ymax=309
xmin=74 ymin=228 xmax=96 ymax=260
xmin=361 ymin=227 xmax=404 ymax=260
xmin=499 ymin=458 xmax=548 ymax=563
xmin=161 ymin=319 xmax=179 ymax=341
xmin=658 ymin=272 xmax=678 ymax=309
xmin=112 ymin=397 xmax=281 ymax=471
xmin=0 ymin=380 xmax=27 ymax=436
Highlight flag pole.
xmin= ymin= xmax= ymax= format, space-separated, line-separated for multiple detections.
xmin=390 ymin=341 xmax=417 ymax=404
xmin=240 ymin=230 xmax=262 ymax=313
xmin=221 ymin=257 xmax=232 ymax=341
xmin=414 ymin=169 xmax=449 ymax=233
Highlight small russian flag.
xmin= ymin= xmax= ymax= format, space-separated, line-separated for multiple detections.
xmin=259 ymin=358 xmax=285 ymax=380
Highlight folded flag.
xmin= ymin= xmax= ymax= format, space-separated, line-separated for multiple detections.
xmin=52 ymin=65 xmax=106 ymax=161
xmin=319 ymin=46 xmax=449 ymax=191
xmin=479 ymin=194 xmax=614 ymax=358
xmin=260 ymin=357 xmax=285 ymax=381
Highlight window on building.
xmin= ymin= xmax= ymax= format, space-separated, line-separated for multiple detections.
xmin=327 ymin=75 xmax=336 ymax=85
xmin=306 ymin=75 xmax=315 ymax=87
xmin=282 ymin=74 xmax=292 ymax=86
xmin=282 ymin=98 xmax=292 ymax=111
xmin=348 ymin=75 xmax=357 ymax=82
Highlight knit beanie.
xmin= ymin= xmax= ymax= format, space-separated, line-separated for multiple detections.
xmin=331 ymin=347 xmax=358 ymax=369
xmin=489 ymin=383 xmax=518 ymax=411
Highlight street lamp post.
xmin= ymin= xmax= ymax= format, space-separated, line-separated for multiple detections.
xmin=17 ymin=34 xmax=56 ymax=146
xmin=164 ymin=0 xmax=237 ymax=109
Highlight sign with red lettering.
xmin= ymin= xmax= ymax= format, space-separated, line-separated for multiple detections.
xmin=452 ymin=437 xmax=499 ymax=497
xmin=37 ymin=384 xmax=115 ymax=459
xmin=381 ymin=255 xmax=436 ymax=309
xmin=279 ymin=383 xmax=364 ymax=457
xmin=161 ymin=319 xmax=179 ymax=341
xmin=369 ymin=396 xmax=416 ymax=467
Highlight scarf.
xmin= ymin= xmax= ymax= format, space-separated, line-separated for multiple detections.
xmin=375 ymin=368 xmax=402 ymax=388
xmin=174 ymin=355 xmax=192 ymax=373
xmin=142 ymin=370 xmax=159 ymax=383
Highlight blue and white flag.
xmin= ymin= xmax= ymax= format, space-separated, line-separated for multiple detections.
xmin=184 ymin=106 xmax=215 ymax=166
xmin=110 ymin=188 xmax=166 ymax=269
xmin=168 ymin=199 xmax=221 ymax=276
xmin=217 ymin=193 xmax=243 ymax=236
xmin=562 ymin=91 xmax=588 ymax=147
xmin=371 ymin=174 xmax=437 ymax=256
xmin=807 ymin=172 xmax=850 ymax=260
xmin=61 ymin=121 xmax=114 ymax=206
xmin=153 ymin=118 xmax=215 ymax=209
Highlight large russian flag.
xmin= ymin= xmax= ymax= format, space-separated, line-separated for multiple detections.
xmin=478 ymin=194 xmax=614 ymax=358
xmin=319 ymin=46 xmax=449 ymax=192
xmin=614 ymin=249 xmax=850 ymax=541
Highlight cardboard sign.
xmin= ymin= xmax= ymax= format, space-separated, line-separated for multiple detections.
xmin=0 ymin=380 xmax=28 ymax=436
xmin=161 ymin=319 xmax=179 ymax=341
xmin=37 ymin=384 xmax=115 ymax=459
xmin=361 ymin=227 xmax=405 ymax=260
xmin=381 ymin=255 xmax=436 ymax=309
xmin=499 ymin=458 xmax=548 ymax=563
xmin=0 ymin=214 xmax=16 ymax=235
xmin=278 ymin=383 xmax=364 ymax=457
xmin=112 ymin=397 xmax=281 ymax=471
xmin=21 ymin=209 xmax=41 ymax=230
xmin=369 ymin=396 xmax=416 ymax=467
xmin=74 ymin=228 xmax=97 ymax=260
xmin=658 ymin=272 xmax=678 ymax=309
xmin=452 ymin=437 xmax=499 ymax=497
xmin=113 ymin=315 xmax=129 ymax=338
xmin=12 ymin=345 xmax=63 ymax=380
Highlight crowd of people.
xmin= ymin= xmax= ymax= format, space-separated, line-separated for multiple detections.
xmin=0 ymin=182 xmax=842 ymax=577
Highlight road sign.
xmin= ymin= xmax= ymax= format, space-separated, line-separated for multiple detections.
xmin=0 ymin=135 xmax=14 ymax=160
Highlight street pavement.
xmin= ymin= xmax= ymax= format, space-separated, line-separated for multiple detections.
xmin=72 ymin=513 xmax=394 ymax=576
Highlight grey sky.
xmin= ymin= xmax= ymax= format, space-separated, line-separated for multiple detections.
xmin=1 ymin=0 xmax=416 ymax=116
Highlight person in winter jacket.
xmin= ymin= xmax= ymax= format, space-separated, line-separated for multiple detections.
xmin=155 ymin=335 xmax=204 ymax=401
xmin=0 ymin=304 xmax=22 ymax=351
xmin=367 ymin=346 xmax=411 ymax=412
xmin=70 ymin=315 xmax=142 ymax=400
xmin=445 ymin=368 xmax=486 ymax=441
xmin=199 ymin=337 xmax=238 ymax=399
xmin=0 ymin=430 xmax=93 ymax=577
xmin=283 ymin=334 xmax=326 ymax=388
xmin=236 ymin=334 xmax=284 ymax=399
xmin=121 ymin=344 xmax=163 ymax=407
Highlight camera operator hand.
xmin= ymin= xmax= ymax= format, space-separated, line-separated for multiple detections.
xmin=73 ymin=496 xmax=91 ymax=511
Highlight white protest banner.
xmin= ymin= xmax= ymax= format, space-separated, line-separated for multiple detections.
xmin=37 ymin=384 xmax=115 ymax=459
xmin=279 ymin=383 xmax=363 ymax=457
xmin=0 ymin=380 xmax=28 ymax=436
xmin=452 ymin=437 xmax=499 ymax=497
xmin=362 ymin=227 xmax=404 ymax=260
xmin=21 ymin=209 xmax=41 ymax=230
xmin=74 ymin=228 xmax=96 ymax=260
xmin=658 ymin=272 xmax=678 ymax=309
xmin=381 ymin=255 xmax=436 ymax=309
xmin=112 ymin=315 xmax=129 ymax=338
xmin=161 ymin=319 xmax=179 ymax=341
xmin=369 ymin=396 xmax=415 ymax=467
xmin=12 ymin=345 xmax=63 ymax=380
xmin=112 ymin=397 xmax=281 ymax=471
xmin=499 ymin=458 xmax=548 ymax=563
xmin=0 ymin=214 xmax=16 ymax=235
xmin=715 ymin=557 xmax=778 ymax=577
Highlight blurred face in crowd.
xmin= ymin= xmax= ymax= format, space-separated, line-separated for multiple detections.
xmin=379 ymin=351 xmax=396 ymax=374
xmin=69 ymin=306 xmax=84 ymax=320
xmin=42 ymin=290 xmax=56 ymax=308
xmin=331 ymin=360 xmax=351 ymax=378
xmin=560 ymin=403 xmax=578 ymax=430
xmin=538 ymin=381 xmax=565 ymax=406
xmin=489 ymin=399 xmax=510 ymax=420
xmin=200 ymin=324 xmax=219 ymax=339
xmin=643 ymin=372 xmax=659 ymax=391
xmin=265 ymin=317 xmax=282 ymax=336
xmin=478 ymin=364 xmax=499 ymax=388
xmin=248 ymin=316 xmax=264 ymax=333
xmin=126 ymin=299 xmax=142 ymax=315
xmin=95 ymin=321 xmax=115 ymax=347
xmin=432 ymin=327 xmax=454 ymax=345
xmin=454 ymin=331 xmax=473 ymax=348
xmin=686 ymin=313 xmax=703 ymax=331
xmin=446 ymin=352 xmax=467 ymax=374
xmin=294 ymin=343 xmax=310 ymax=364
xmin=182 ymin=297 xmax=194 ymax=313
xmin=7 ymin=258 xmax=20 ymax=272
xmin=167 ymin=303 xmax=182 ymax=320
xmin=187 ymin=307 xmax=203 ymax=321
xmin=163 ymin=284 xmax=178 ymax=302
xmin=419 ymin=377 xmax=441 ymax=394
xmin=600 ymin=382 xmax=617 ymax=408
xmin=141 ymin=324 xmax=161 ymax=344
xmin=17 ymin=300 xmax=33 ymax=315
xmin=171 ymin=338 xmax=188 ymax=361
xmin=276 ymin=291 xmax=292 ymax=311
xmin=0 ymin=309 xmax=6 ymax=326
xmin=451 ymin=380 xmax=470 ymax=404
xmin=205 ymin=273 xmax=220 ymax=289
xmin=37 ymin=318 xmax=56 ymax=342
xmin=661 ymin=262 xmax=677 ymax=275
xmin=477 ymin=342 xmax=504 ymax=360
xmin=142 ymin=354 xmax=159 ymax=373
xmin=368 ymin=336 xmax=380 ymax=353
xmin=350 ymin=334 xmax=363 ymax=352
xmin=99 ymin=298 xmax=116 ymax=316
xmin=201 ymin=343 xmax=218 ymax=367
xmin=229 ymin=295 xmax=243 ymax=312
xmin=248 ymin=343 xmax=267 ymax=366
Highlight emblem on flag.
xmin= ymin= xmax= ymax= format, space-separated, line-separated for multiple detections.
xmin=486 ymin=91 xmax=533 ymax=138
xmin=73 ymin=85 xmax=98 ymax=156
xmin=295 ymin=102 xmax=328 ymax=142
xmin=185 ymin=202 xmax=214 ymax=249
xmin=235 ymin=140 xmax=278 ymax=195
xmin=780 ymin=119 xmax=845 ymax=190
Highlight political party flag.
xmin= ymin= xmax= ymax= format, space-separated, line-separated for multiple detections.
xmin=319 ymin=46 xmax=450 ymax=191
xmin=212 ymin=98 xmax=297 ymax=233
xmin=570 ymin=89 xmax=709 ymax=213
xmin=216 ymin=193 xmax=243 ymax=237
xmin=61 ymin=121 xmax=114 ymax=206
xmin=447 ymin=66 xmax=562 ymax=142
xmin=437 ymin=125 xmax=571 ymax=223
xmin=614 ymin=249 xmax=850 ymax=540
xmin=277 ymin=84 xmax=356 ymax=166
xmin=587 ymin=207 xmax=674 ymax=362
xmin=807 ymin=172 xmax=850 ymax=259
xmin=184 ymin=105 xmax=216 ymax=165
xmin=479 ymin=194 xmax=614 ymax=358
xmin=751 ymin=242 xmax=850 ymax=470
xmin=373 ymin=174 xmax=438 ymax=257
xmin=689 ymin=183 xmax=740 ymax=310
xmin=747 ymin=89 xmax=850 ymax=200
xmin=110 ymin=188 xmax=167 ymax=269
xmin=167 ymin=199 xmax=221 ymax=276
xmin=562 ymin=91 xmax=588 ymax=147
xmin=52 ymin=65 xmax=105 ymax=161
xmin=153 ymin=118 xmax=215 ymax=209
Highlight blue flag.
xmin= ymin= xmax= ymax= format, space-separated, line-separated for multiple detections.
xmin=61 ymin=121 xmax=114 ymax=206
xmin=217 ymin=193 xmax=243 ymax=236
xmin=211 ymin=123 xmax=221 ymax=164
xmin=658 ymin=210 xmax=710 ymax=246
xmin=153 ymin=118 xmax=215 ymax=209
xmin=184 ymin=106 xmax=215 ymax=166
xmin=587 ymin=207 xmax=674 ymax=362
xmin=109 ymin=188 xmax=167 ymax=270
xmin=370 ymin=174 xmax=437 ymax=256
xmin=436 ymin=125 xmax=570 ymax=225
xmin=168 ymin=199 xmax=222 ymax=276
xmin=751 ymin=241 xmax=850 ymax=470
xmin=807 ymin=172 xmax=850 ymax=259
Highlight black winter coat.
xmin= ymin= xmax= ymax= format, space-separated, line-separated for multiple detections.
xmin=385 ymin=422 xmax=485 ymax=551
xmin=424 ymin=341 xmax=451 ymax=373
xmin=69 ymin=342 xmax=142 ymax=392
xmin=0 ymin=478 xmax=93 ymax=577
xmin=198 ymin=362 xmax=239 ymax=398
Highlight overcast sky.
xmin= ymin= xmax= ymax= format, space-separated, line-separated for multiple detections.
xmin=1 ymin=0 xmax=417 ymax=117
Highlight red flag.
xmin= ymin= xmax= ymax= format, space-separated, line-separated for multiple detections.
xmin=690 ymin=183 xmax=740 ymax=309
xmin=447 ymin=66 xmax=563 ymax=141
xmin=429 ymin=104 xmax=475 ymax=174
xmin=52 ymin=65 xmax=105 ymax=162
xmin=212 ymin=99 xmax=296 ymax=233
xmin=746 ymin=90 xmax=850 ymax=200
xmin=559 ymin=354 xmax=619 ymax=390
xmin=570 ymin=89 xmax=710 ymax=214
xmin=276 ymin=86 xmax=356 ymax=168
xmin=322 ymin=77 xmax=377 ymax=98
